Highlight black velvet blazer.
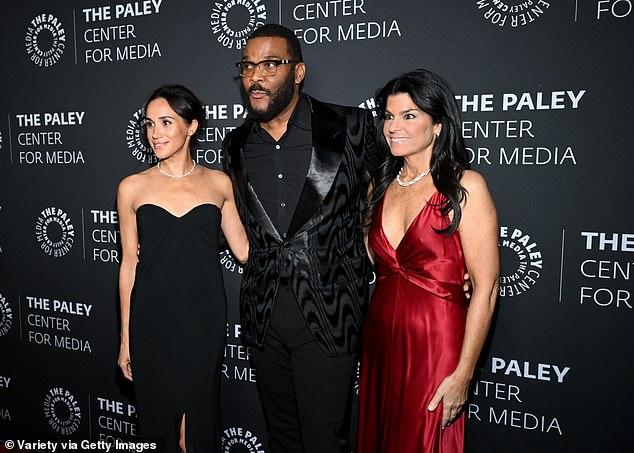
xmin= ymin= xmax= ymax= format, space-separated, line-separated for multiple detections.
xmin=223 ymin=95 xmax=378 ymax=357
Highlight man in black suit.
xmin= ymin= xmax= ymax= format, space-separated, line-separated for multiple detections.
xmin=223 ymin=24 xmax=378 ymax=453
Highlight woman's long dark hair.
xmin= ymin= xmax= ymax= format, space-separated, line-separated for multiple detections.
xmin=366 ymin=69 xmax=470 ymax=235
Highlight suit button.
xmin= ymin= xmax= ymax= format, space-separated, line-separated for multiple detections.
xmin=282 ymin=242 xmax=290 ymax=248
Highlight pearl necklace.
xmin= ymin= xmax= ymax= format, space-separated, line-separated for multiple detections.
xmin=396 ymin=166 xmax=431 ymax=187
xmin=157 ymin=160 xmax=197 ymax=178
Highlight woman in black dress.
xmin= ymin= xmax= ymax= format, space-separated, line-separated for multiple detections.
xmin=117 ymin=85 xmax=248 ymax=452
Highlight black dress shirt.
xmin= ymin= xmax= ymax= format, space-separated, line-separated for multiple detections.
xmin=243 ymin=94 xmax=313 ymax=238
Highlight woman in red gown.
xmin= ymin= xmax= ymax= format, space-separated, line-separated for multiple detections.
xmin=358 ymin=69 xmax=499 ymax=453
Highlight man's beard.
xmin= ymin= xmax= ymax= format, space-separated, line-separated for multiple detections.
xmin=242 ymin=69 xmax=296 ymax=122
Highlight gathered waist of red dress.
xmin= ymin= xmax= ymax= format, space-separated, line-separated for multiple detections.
xmin=376 ymin=264 xmax=467 ymax=304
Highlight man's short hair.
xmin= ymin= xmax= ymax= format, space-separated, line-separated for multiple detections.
xmin=248 ymin=24 xmax=303 ymax=62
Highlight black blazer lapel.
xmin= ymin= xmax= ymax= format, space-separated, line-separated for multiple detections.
xmin=228 ymin=122 xmax=283 ymax=242
xmin=287 ymin=97 xmax=346 ymax=237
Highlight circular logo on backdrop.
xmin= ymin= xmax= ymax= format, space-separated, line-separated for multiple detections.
xmin=220 ymin=249 xmax=244 ymax=275
xmin=35 ymin=207 xmax=75 ymax=257
xmin=25 ymin=13 xmax=66 ymax=67
xmin=474 ymin=1 xmax=551 ymax=28
xmin=209 ymin=0 xmax=267 ymax=50
xmin=498 ymin=226 xmax=543 ymax=297
xmin=221 ymin=427 xmax=265 ymax=452
xmin=0 ymin=293 xmax=13 ymax=336
xmin=43 ymin=387 xmax=82 ymax=435
xmin=126 ymin=108 xmax=157 ymax=164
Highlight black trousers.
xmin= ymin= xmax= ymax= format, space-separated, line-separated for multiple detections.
xmin=251 ymin=283 xmax=356 ymax=453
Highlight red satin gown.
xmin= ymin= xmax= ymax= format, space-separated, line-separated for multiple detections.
xmin=358 ymin=190 xmax=468 ymax=453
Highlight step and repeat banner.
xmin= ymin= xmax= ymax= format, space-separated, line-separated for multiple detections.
xmin=1 ymin=1 xmax=633 ymax=452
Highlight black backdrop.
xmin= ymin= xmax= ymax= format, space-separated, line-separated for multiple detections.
xmin=1 ymin=1 xmax=633 ymax=452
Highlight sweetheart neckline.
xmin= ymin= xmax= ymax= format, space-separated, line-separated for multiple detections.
xmin=136 ymin=203 xmax=221 ymax=219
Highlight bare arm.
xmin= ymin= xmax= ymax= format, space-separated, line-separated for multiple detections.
xmin=428 ymin=170 xmax=499 ymax=427
xmin=116 ymin=177 xmax=140 ymax=381
xmin=218 ymin=173 xmax=249 ymax=264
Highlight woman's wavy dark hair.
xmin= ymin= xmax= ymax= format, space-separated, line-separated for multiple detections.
xmin=366 ymin=69 xmax=470 ymax=235
xmin=141 ymin=84 xmax=207 ymax=158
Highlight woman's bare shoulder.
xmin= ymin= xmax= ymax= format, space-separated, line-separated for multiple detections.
xmin=199 ymin=167 xmax=232 ymax=189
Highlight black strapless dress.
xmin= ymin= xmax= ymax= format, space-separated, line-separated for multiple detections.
xmin=130 ymin=204 xmax=225 ymax=452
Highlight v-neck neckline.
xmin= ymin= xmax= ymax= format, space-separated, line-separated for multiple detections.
xmin=380 ymin=189 xmax=437 ymax=251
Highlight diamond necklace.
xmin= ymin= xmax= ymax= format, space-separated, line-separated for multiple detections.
xmin=396 ymin=166 xmax=431 ymax=187
xmin=157 ymin=160 xmax=197 ymax=178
